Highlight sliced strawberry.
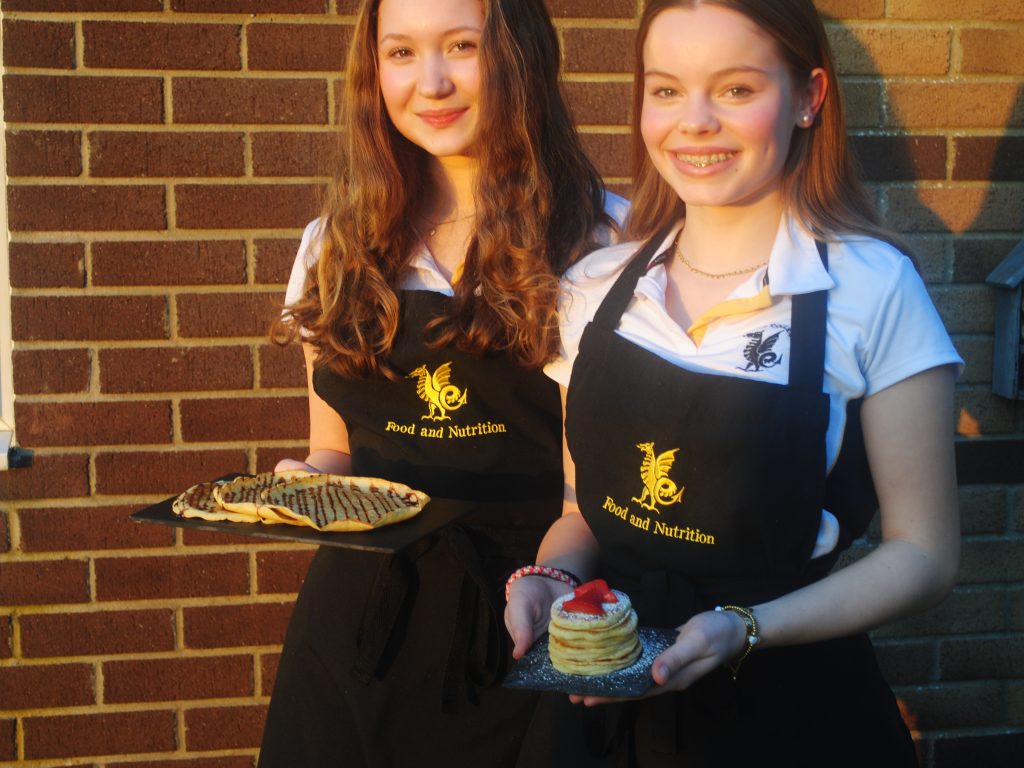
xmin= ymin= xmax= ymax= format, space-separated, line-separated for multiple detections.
xmin=574 ymin=579 xmax=610 ymax=599
xmin=601 ymin=590 xmax=618 ymax=603
xmin=562 ymin=597 xmax=605 ymax=615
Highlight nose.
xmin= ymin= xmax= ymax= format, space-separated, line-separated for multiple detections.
xmin=418 ymin=53 xmax=455 ymax=100
xmin=677 ymin=95 xmax=717 ymax=134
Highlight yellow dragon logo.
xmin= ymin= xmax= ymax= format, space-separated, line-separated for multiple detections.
xmin=408 ymin=362 xmax=468 ymax=421
xmin=632 ymin=441 xmax=685 ymax=513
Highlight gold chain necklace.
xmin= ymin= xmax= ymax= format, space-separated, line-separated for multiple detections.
xmin=674 ymin=240 xmax=767 ymax=280
xmin=425 ymin=210 xmax=476 ymax=237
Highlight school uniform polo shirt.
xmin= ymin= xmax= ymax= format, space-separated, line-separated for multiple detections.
xmin=546 ymin=215 xmax=963 ymax=557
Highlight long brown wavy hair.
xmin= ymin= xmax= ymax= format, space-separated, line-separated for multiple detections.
xmin=626 ymin=0 xmax=909 ymax=254
xmin=276 ymin=0 xmax=611 ymax=378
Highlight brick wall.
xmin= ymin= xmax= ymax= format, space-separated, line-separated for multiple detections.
xmin=0 ymin=0 xmax=1021 ymax=765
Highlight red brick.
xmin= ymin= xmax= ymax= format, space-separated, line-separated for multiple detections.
xmin=172 ymin=0 xmax=326 ymax=11
xmin=0 ymin=718 xmax=14 ymax=761
xmin=961 ymin=28 xmax=1024 ymax=75
xmin=815 ymin=0 xmax=886 ymax=17
xmin=850 ymin=135 xmax=947 ymax=182
xmin=889 ymin=0 xmax=1024 ymax=21
xmin=12 ymin=295 xmax=167 ymax=341
xmin=176 ymin=291 xmax=281 ymax=338
xmin=105 ymin=654 xmax=254 ymax=703
xmin=252 ymin=130 xmax=336 ymax=177
xmin=185 ymin=704 xmax=266 ymax=751
xmin=184 ymin=602 xmax=294 ymax=648
xmin=547 ymin=0 xmax=637 ymax=17
xmin=8 ymin=184 xmax=166 ymax=232
xmin=6 ymin=129 xmax=82 ymax=177
xmin=116 ymin=759 xmax=254 ymax=768
xmin=92 ymin=239 xmax=245 ymax=287
xmin=83 ymin=21 xmax=240 ymax=70
xmin=19 ymin=504 xmax=175 ymax=553
xmin=260 ymin=651 xmax=280 ymax=695
xmin=172 ymin=77 xmax=327 ymax=125
xmin=955 ymin=390 xmax=1018 ymax=436
xmin=930 ymin=284 xmax=993 ymax=334
xmin=581 ymin=132 xmax=631 ymax=178
xmin=562 ymin=28 xmax=635 ymax=73
xmin=829 ymin=25 xmax=950 ymax=76
xmin=4 ymin=0 xmax=161 ymax=8
xmin=95 ymin=552 xmax=250 ymax=601
xmin=3 ymin=75 xmax=162 ymax=124
xmin=0 ymin=514 xmax=8 ymax=553
xmin=23 ymin=710 xmax=175 ymax=760
xmin=183 ymin=527 xmax=263 ymax=547
xmin=256 ymin=547 xmax=315 ymax=594
xmin=563 ymin=81 xmax=632 ymax=126
xmin=94 ymin=448 xmax=246 ymax=495
xmin=99 ymin=346 xmax=253 ymax=394
xmin=896 ymin=681 xmax=1002 ymax=731
xmin=13 ymin=348 xmax=90 ymax=394
xmin=0 ymin=618 xmax=10 ymax=663
xmin=886 ymin=186 xmax=1024 ymax=234
xmin=0 ymin=663 xmax=94 ymax=709
xmin=20 ymin=609 xmax=174 ymax=658
xmin=180 ymin=396 xmax=308 ymax=442
xmin=2 ymin=19 xmax=75 ymax=68
xmin=8 ymin=241 xmax=84 ymax=289
xmin=0 ymin=558 xmax=89 ymax=606
xmin=887 ymin=82 xmax=1023 ymax=130
xmin=15 ymin=400 xmax=173 ymax=447
xmin=0 ymin=453 xmax=89 ymax=502
xmin=89 ymin=130 xmax=246 ymax=178
xmin=953 ymin=136 xmax=1024 ymax=182
xmin=255 ymin=446 xmax=308 ymax=473
xmin=248 ymin=23 xmax=349 ymax=72
xmin=258 ymin=342 xmax=305 ymax=389
xmin=840 ymin=81 xmax=884 ymax=128
xmin=254 ymin=237 xmax=303 ymax=284
xmin=176 ymin=183 xmax=321 ymax=229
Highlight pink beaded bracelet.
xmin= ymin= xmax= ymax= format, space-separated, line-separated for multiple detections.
xmin=504 ymin=565 xmax=581 ymax=602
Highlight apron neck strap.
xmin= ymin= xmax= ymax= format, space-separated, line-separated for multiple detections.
xmin=591 ymin=222 xmax=678 ymax=332
xmin=787 ymin=239 xmax=828 ymax=392
xmin=591 ymin=226 xmax=830 ymax=393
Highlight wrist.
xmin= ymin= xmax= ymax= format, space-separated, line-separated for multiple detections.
xmin=505 ymin=564 xmax=581 ymax=602
xmin=715 ymin=604 xmax=760 ymax=679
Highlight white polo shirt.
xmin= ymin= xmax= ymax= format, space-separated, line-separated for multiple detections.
xmin=545 ymin=215 xmax=963 ymax=557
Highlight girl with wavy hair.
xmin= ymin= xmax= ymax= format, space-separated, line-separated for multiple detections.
xmin=259 ymin=0 xmax=623 ymax=764
xmin=506 ymin=1 xmax=960 ymax=764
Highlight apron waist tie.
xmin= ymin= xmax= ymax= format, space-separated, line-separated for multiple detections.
xmin=349 ymin=526 xmax=505 ymax=715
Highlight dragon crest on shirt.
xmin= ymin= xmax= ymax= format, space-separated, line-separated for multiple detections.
xmin=408 ymin=362 xmax=468 ymax=421
xmin=739 ymin=326 xmax=787 ymax=372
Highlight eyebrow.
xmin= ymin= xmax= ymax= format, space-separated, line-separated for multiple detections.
xmin=379 ymin=26 xmax=483 ymax=45
xmin=644 ymin=65 xmax=770 ymax=79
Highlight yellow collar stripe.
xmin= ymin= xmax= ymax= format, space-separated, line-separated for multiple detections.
xmin=687 ymin=286 xmax=774 ymax=347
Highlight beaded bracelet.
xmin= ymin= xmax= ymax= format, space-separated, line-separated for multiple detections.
xmin=715 ymin=604 xmax=760 ymax=679
xmin=504 ymin=565 xmax=581 ymax=602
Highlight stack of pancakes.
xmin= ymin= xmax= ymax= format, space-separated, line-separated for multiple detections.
xmin=548 ymin=588 xmax=641 ymax=675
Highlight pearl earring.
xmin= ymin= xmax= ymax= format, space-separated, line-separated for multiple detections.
xmin=802 ymin=114 xmax=813 ymax=126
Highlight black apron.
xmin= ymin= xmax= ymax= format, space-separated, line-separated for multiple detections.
xmin=259 ymin=290 xmax=563 ymax=768
xmin=517 ymin=232 xmax=917 ymax=768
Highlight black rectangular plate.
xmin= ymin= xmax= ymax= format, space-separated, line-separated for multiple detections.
xmin=130 ymin=477 xmax=478 ymax=554
xmin=503 ymin=627 xmax=678 ymax=697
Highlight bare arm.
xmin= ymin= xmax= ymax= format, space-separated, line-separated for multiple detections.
xmin=275 ymin=342 xmax=353 ymax=475
xmin=643 ymin=365 xmax=960 ymax=695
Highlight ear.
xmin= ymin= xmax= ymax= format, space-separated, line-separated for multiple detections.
xmin=796 ymin=67 xmax=828 ymax=128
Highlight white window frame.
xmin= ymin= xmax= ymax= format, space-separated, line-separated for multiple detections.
xmin=0 ymin=26 xmax=14 ymax=471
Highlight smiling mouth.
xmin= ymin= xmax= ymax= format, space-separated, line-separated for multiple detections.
xmin=675 ymin=152 xmax=736 ymax=168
